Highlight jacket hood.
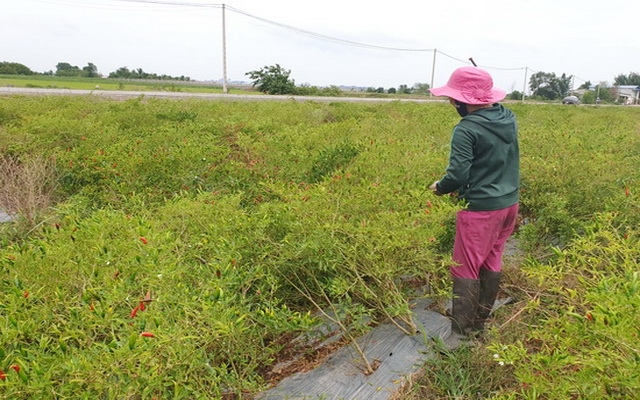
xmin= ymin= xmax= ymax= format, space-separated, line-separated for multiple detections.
xmin=463 ymin=104 xmax=517 ymax=144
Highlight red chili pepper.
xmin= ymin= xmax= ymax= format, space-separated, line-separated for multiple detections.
xmin=0 ymin=370 xmax=6 ymax=380
xmin=10 ymin=364 xmax=20 ymax=373
xmin=585 ymin=312 xmax=594 ymax=321
xmin=23 ymin=290 xmax=29 ymax=299
xmin=141 ymin=332 xmax=155 ymax=338
xmin=139 ymin=299 xmax=146 ymax=312
xmin=130 ymin=305 xmax=140 ymax=318
xmin=625 ymin=186 xmax=630 ymax=197
xmin=139 ymin=237 xmax=148 ymax=245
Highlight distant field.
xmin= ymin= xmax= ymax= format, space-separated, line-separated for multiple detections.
xmin=0 ymin=74 xmax=436 ymax=100
xmin=0 ymin=74 xmax=253 ymax=94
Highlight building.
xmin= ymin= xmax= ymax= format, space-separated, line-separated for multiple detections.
xmin=615 ymin=85 xmax=640 ymax=105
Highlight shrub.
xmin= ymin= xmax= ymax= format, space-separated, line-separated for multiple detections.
xmin=3 ymin=97 xmax=640 ymax=397
xmin=490 ymin=213 xmax=640 ymax=398
xmin=0 ymin=155 xmax=58 ymax=228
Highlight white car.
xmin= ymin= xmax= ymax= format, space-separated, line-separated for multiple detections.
xmin=562 ymin=95 xmax=580 ymax=104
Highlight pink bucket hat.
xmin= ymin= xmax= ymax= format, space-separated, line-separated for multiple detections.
xmin=430 ymin=66 xmax=506 ymax=105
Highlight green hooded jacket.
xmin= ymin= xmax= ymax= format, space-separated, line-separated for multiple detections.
xmin=436 ymin=104 xmax=519 ymax=211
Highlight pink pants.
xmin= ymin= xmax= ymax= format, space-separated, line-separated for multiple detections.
xmin=450 ymin=203 xmax=519 ymax=279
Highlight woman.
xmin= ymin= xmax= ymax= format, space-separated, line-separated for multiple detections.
xmin=429 ymin=66 xmax=520 ymax=338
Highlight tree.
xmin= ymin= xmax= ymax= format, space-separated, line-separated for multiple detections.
xmin=82 ymin=62 xmax=99 ymax=78
xmin=613 ymin=72 xmax=640 ymax=86
xmin=245 ymin=64 xmax=296 ymax=95
xmin=412 ymin=83 xmax=430 ymax=96
xmin=578 ymin=80 xmax=592 ymax=90
xmin=107 ymin=66 xmax=189 ymax=81
xmin=109 ymin=67 xmax=132 ymax=79
xmin=387 ymin=87 xmax=397 ymax=94
xmin=529 ymin=71 xmax=572 ymax=100
xmin=0 ymin=62 xmax=34 ymax=75
xmin=397 ymin=84 xmax=412 ymax=94
xmin=508 ymin=90 xmax=524 ymax=100
xmin=55 ymin=62 xmax=83 ymax=77
xmin=582 ymin=84 xmax=615 ymax=104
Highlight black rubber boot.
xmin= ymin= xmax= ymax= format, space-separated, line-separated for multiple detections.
xmin=474 ymin=269 xmax=502 ymax=332
xmin=450 ymin=277 xmax=480 ymax=336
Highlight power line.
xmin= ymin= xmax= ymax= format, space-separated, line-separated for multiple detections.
xmin=437 ymin=50 xmax=470 ymax=65
xmin=111 ymin=0 xmax=221 ymax=7
xmin=225 ymin=5 xmax=434 ymax=53
xmin=92 ymin=0 xmax=437 ymax=52
xmin=477 ymin=63 xmax=526 ymax=72
xmin=30 ymin=0 xmax=527 ymax=68
xmin=31 ymin=0 xmax=218 ymax=11
xmin=25 ymin=0 xmax=560 ymax=85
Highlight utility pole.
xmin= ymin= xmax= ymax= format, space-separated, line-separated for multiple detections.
xmin=430 ymin=49 xmax=437 ymax=97
xmin=222 ymin=3 xmax=228 ymax=94
xmin=522 ymin=67 xmax=528 ymax=102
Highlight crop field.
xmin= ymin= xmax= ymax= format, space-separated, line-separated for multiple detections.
xmin=0 ymin=75 xmax=244 ymax=95
xmin=0 ymin=95 xmax=639 ymax=398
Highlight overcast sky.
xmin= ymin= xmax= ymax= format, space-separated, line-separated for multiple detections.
xmin=2 ymin=0 xmax=639 ymax=93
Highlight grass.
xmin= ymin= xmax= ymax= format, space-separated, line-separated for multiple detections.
xmin=0 ymin=74 xmax=436 ymax=99
xmin=0 ymin=74 xmax=255 ymax=94
xmin=1 ymin=95 xmax=639 ymax=398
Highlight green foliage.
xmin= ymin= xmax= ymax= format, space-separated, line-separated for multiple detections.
xmin=294 ymin=85 xmax=342 ymax=97
xmin=490 ymin=213 xmax=640 ymax=398
xmin=581 ymin=90 xmax=597 ymax=104
xmin=578 ymin=80 xmax=592 ymax=89
xmin=0 ymin=195 xmax=315 ymax=397
xmin=55 ymin=62 xmax=84 ymax=77
xmin=245 ymin=64 xmax=296 ymax=95
xmin=581 ymin=86 xmax=616 ymax=104
xmin=397 ymin=84 xmax=412 ymax=94
xmin=529 ymin=71 xmax=572 ymax=100
xmin=512 ymin=103 xmax=640 ymax=250
xmin=613 ymin=71 xmax=640 ymax=85
xmin=508 ymin=90 xmax=524 ymax=100
xmin=0 ymin=61 xmax=34 ymax=75
xmin=83 ymin=62 xmax=99 ymax=78
xmin=366 ymin=87 xmax=386 ymax=94
xmin=308 ymin=142 xmax=361 ymax=183
xmin=108 ymin=66 xmax=191 ymax=81
xmin=54 ymin=62 xmax=103 ymax=78
xmin=0 ymin=97 xmax=456 ymax=396
xmin=412 ymin=83 xmax=431 ymax=96
xmin=416 ymin=343 xmax=517 ymax=399
xmin=2 ymin=96 xmax=640 ymax=397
